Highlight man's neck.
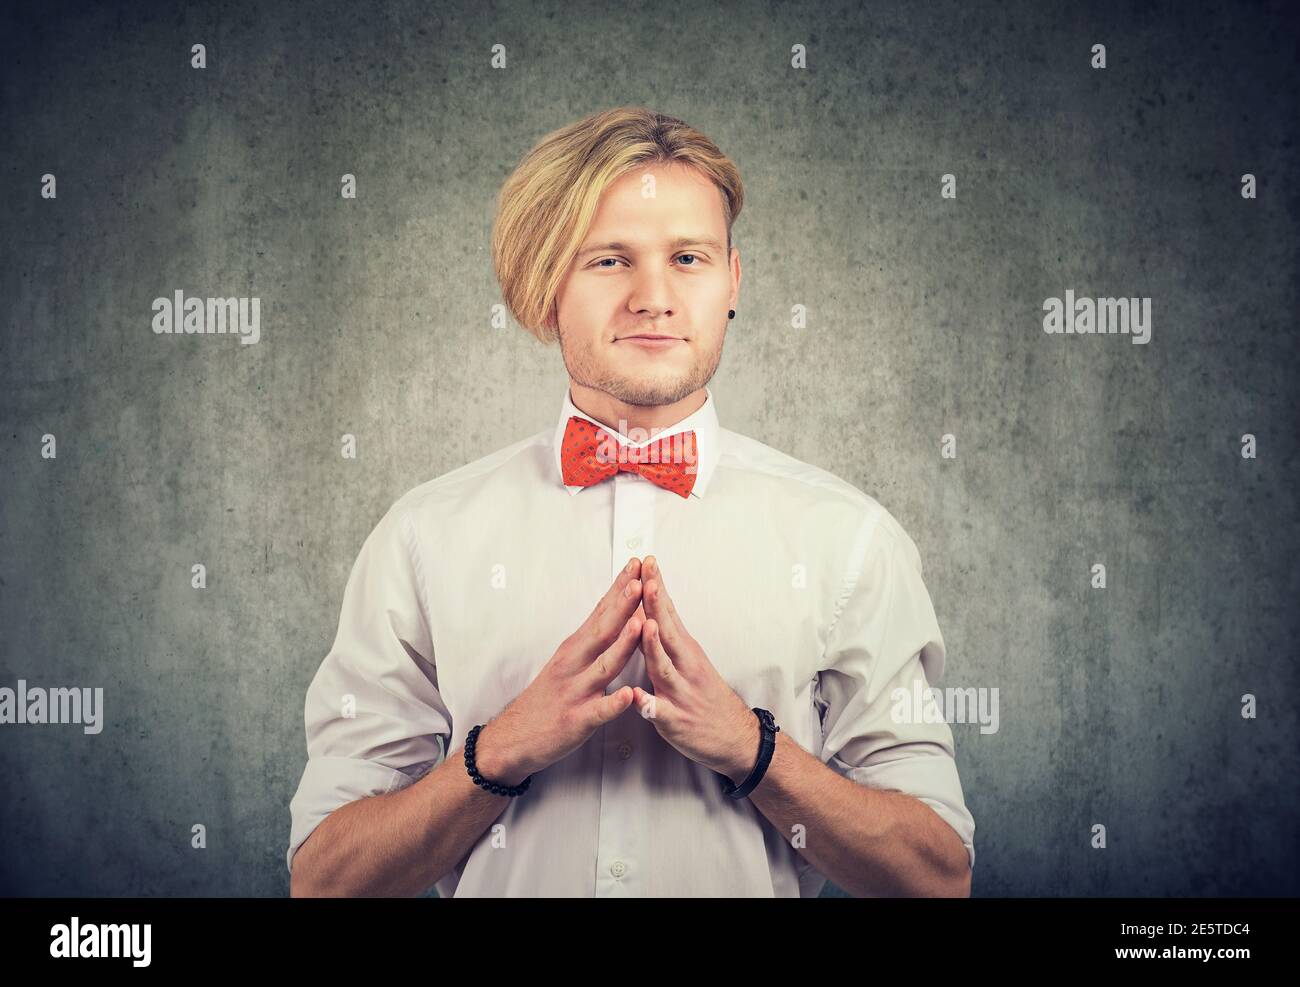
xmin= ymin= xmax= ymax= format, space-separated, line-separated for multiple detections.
xmin=568 ymin=380 xmax=706 ymax=438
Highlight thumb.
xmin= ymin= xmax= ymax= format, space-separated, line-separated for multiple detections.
xmin=632 ymin=686 xmax=667 ymax=723
xmin=593 ymin=685 xmax=635 ymax=724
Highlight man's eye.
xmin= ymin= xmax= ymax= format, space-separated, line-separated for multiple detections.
xmin=592 ymin=254 xmax=702 ymax=268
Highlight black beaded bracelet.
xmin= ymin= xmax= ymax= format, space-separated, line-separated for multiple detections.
xmin=464 ymin=723 xmax=532 ymax=797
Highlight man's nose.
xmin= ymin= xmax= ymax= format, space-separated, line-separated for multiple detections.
xmin=627 ymin=268 xmax=675 ymax=316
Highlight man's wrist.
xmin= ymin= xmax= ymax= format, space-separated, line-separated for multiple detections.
xmin=473 ymin=720 xmax=531 ymax=787
xmin=720 ymin=709 xmax=761 ymax=785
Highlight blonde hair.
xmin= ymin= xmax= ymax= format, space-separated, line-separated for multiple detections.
xmin=491 ymin=106 xmax=745 ymax=344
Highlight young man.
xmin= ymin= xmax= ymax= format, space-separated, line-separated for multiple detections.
xmin=287 ymin=107 xmax=975 ymax=897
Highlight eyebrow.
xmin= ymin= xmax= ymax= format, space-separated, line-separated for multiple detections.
xmin=576 ymin=236 xmax=725 ymax=260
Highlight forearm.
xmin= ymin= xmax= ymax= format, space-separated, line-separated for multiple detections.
xmin=739 ymin=730 xmax=971 ymax=897
xmin=290 ymin=726 xmax=521 ymax=897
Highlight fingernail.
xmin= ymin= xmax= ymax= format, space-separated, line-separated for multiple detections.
xmin=626 ymin=558 xmax=635 ymax=573
xmin=623 ymin=582 xmax=632 ymax=598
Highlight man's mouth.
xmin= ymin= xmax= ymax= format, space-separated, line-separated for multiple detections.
xmin=615 ymin=333 xmax=685 ymax=349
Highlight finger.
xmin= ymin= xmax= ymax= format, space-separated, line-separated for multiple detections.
xmin=569 ymin=577 xmax=642 ymax=665
xmin=641 ymin=557 xmax=689 ymax=659
xmin=632 ymin=685 xmax=669 ymax=723
xmin=562 ymin=559 xmax=640 ymax=669
xmin=640 ymin=618 xmax=677 ymax=687
xmin=590 ymin=557 xmax=642 ymax=625
xmin=580 ymin=608 xmax=644 ymax=691
xmin=582 ymin=684 xmax=635 ymax=730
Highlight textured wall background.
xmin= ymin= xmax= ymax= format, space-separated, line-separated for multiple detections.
xmin=1 ymin=0 xmax=1297 ymax=897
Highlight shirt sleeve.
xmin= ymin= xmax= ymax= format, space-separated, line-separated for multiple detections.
xmin=286 ymin=501 xmax=452 ymax=875
xmin=812 ymin=512 xmax=976 ymax=872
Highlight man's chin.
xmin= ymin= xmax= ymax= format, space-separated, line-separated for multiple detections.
xmin=599 ymin=374 xmax=697 ymax=408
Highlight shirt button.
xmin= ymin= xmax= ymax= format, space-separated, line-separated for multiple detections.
xmin=626 ymin=536 xmax=641 ymax=550
xmin=617 ymin=742 xmax=632 ymax=760
xmin=610 ymin=861 xmax=627 ymax=879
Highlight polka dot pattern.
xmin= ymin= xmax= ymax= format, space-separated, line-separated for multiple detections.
xmin=560 ymin=416 xmax=698 ymax=499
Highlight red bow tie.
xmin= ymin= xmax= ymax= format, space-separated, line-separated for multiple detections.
xmin=560 ymin=416 xmax=698 ymax=499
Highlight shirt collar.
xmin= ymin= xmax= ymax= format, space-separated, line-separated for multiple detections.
xmin=552 ymin=385 xmax=721 ymax=500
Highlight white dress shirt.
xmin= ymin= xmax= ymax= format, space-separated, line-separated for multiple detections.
xmin=287 ymin=385 xmax=975 ymax=896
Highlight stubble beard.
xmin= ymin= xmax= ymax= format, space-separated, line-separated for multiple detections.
xmin=557 ymin=326 xmax=726 ymax=408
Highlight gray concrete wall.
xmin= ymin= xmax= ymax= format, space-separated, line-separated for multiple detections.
xmin=1 ymin=0 xmax=1296 ymax=896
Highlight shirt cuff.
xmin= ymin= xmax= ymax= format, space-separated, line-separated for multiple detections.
xmin=830 ymin=744 xmax=976 ymax=873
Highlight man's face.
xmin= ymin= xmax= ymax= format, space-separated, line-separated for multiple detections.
xmin=552 ymin=161 xmax=741 ymax=408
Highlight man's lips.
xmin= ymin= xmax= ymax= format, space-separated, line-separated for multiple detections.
xmin=615 ymin=334 xmax=685 ymax=349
